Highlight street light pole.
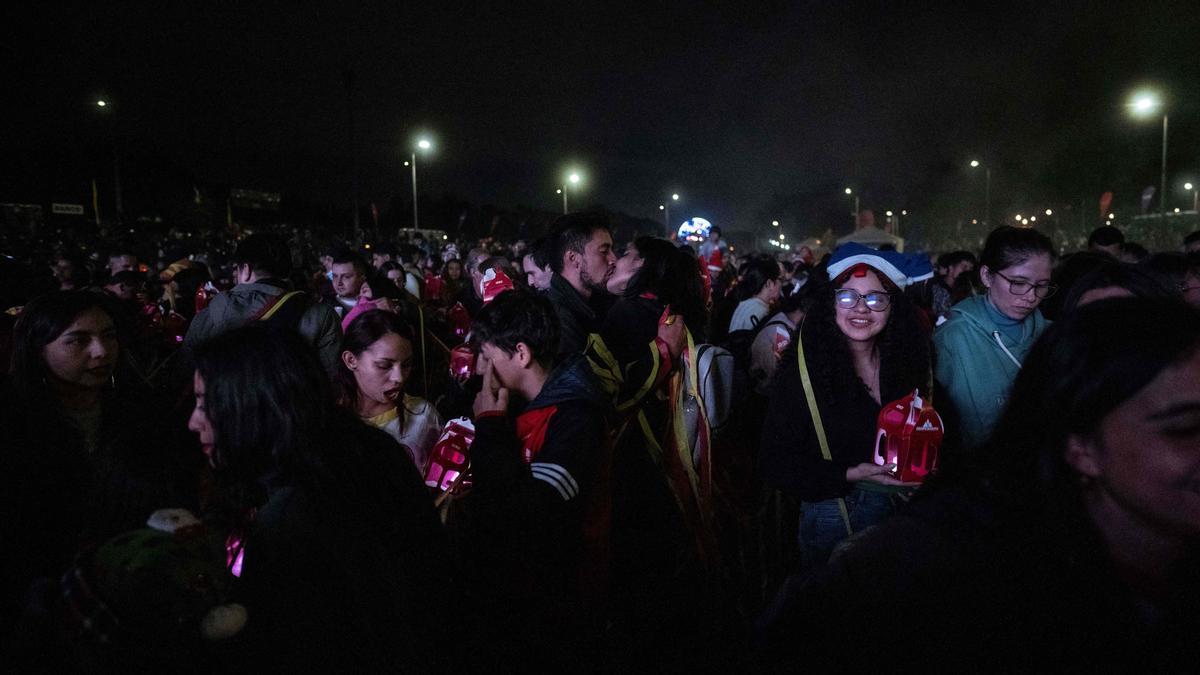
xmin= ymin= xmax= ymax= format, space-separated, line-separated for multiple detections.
xmin=410 ymin=152 xmax=419 ymax=232
xmin=560 ymin=171 xmax=582 ymax=214
xmin=985 ymin=168 xmax=991 ymax=225
xmin=1160 ymin=114 xmax=1169 ymax=222
xmin=663 ymin=192 xmax=679 ymax=234
xmin=845 ymin=188 xmax=859 ymax=228
xmin=96 ymin=100 xmax=122 ymax=223
xmin=409 ymin=137 xmax=433 ymax=232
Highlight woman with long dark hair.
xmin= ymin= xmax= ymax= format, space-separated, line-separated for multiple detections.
xmin=760 ymin=245 xmax=932 ymax=566
xmin=336 ymin=310 xmax=442 ymax=471
xmin=1 ymin=291 xmax=195 ymax=629
xmin=760 ymin=298 xmax=1200 ymax=670
xmin=187 ymin=325 xmax=447 ymax=669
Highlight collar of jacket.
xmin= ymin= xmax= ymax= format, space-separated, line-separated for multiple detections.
xmin=548 ymin=273 xmax=596 ymax=321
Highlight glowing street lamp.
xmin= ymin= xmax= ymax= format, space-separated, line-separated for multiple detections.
xmin=844 ymin=187 xmax=860 ymax=227
xmin=1185 ymin=182 xmax=1198 ymax=212
xmin=1127 ymin=88 xmax=1168 ymax=221
xmin=409 ymin=136 xmax=435 ymax=231
xmin=1045 ymin=209 xmax=1053 ymax=216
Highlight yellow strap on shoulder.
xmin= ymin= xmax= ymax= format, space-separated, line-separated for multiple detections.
xmin=796 ymin=328 xmax=853 ymax=536
xmin=259 ymin=291 xmax=304 ymax=321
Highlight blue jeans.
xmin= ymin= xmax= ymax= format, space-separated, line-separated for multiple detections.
xmin=799 ymin=488 xmax=895 ymax=568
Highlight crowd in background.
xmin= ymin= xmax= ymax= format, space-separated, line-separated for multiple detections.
xmin=2 ymin=213 xmax=1200 ymax=670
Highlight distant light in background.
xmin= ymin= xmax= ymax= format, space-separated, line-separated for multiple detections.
xmin=671 ymin=193 xmax=680 ymax=201
xmin=1108 ymin=213 xmax=1115 ymax=220
xmin=96 ymin=100 xmax=107 ymax=108
xmin=1015 ymin=214 xmax=1022 ymax=222
xmin=844 ymin=188 xmax=853 ymax=195
xmin=1045 ymin=209 xmax=1053 ymax=216
xmin=1030 ymin=216 xmax=1037 ymax=222
xmin=969 ymin=159 xmax=980 ymax=167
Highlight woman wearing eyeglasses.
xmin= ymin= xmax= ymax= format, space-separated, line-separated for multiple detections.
xmin=760 ymin=244 xmax=932 ymax=567
xmin=934 ymin=226 xmax=1056 ymax=450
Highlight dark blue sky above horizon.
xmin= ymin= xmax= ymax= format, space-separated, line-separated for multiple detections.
xmin=5 ymin=1 xmax=1200 ymax=238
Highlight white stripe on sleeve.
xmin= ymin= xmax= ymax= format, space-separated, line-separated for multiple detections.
xmin=530 ymin=462 xmax=579 ymax=500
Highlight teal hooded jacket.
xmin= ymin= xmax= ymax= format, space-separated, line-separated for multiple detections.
xmin=933 ymin=296 xmax=1049 ymax=449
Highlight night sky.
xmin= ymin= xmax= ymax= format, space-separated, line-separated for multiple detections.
xmin=5 ymin=1 xmax=1200 ymax=240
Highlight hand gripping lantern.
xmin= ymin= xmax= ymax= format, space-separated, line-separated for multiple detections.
xmin=872 ymin=389 xmax=943 ymax=483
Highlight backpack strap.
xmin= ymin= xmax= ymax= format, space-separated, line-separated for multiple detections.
xmin=796 ymin=327 xmax=853 ymax=536
xmin=249 ymin=290 xmax=303 ymax=321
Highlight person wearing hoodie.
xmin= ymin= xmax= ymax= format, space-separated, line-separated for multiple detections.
xmin=934 ymin=226 xmax=1056 ymax=449
xmin=461 ymin=289 xmax=613 ymax=669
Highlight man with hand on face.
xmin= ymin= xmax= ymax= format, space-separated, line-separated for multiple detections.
xmin=463 ymin=289 xmax=612 ymax=668
xmin=545 ymin=213 xmax=617 ymax=360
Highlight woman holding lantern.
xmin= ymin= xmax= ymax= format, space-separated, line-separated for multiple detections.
xmin=760 ymin=243 xmax=935 ymax=567
xmin=759 ymin=298 xmax=1200 ymax=670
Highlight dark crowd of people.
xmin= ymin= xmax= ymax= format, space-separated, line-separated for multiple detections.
xmin=2 ymin=215 xmax=1200 ymax=670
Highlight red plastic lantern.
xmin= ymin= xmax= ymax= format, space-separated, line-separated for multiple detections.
xmin=449 ymin=344 xmax=476 ymax=383
xmin=480 ymin=267 xmax=514 ymax=305
xmin=424 ymin=417 xmax=474 ymax=492
xmin=872 ymin=389 xmax=943 ymax=483
xmin=448 ymin=302 xmax=472 ymax=340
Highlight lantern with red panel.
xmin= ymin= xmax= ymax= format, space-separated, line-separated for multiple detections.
xmin=447 ymin=302 xmax=472 ymax=340
xmin=424 ymin=417 xmax=474 ymax=493
xmin=480 ymin=267 xmax=514 ymax=305
xmin=194 ymin=282 xmax=218 ymax=314
xmin=872 ymin=389 xmax=943 ymax=483
xmin=424 ymin=271 xmax=443 ymax=303
xmin=449 ymin=344 xmax=476 ymax=383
